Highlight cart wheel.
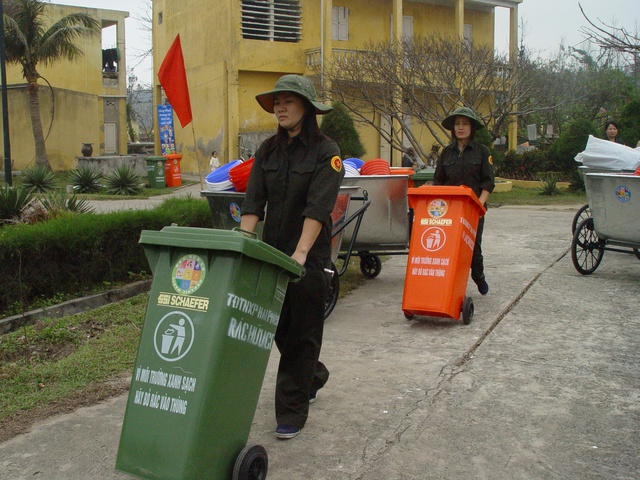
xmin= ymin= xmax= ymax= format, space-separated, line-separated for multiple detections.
xmin=360 ymin=254 xmax=382 ymax=278
xmin=634 ymin=248 xmax=640 ymax=261
xmin=324 ymin=263 xmax=340 ymax=319
xmin=232 ymin=444 xmax=268 ymax=480
xmin=571 ymin=204 xmax=591 ymax=234
xmin=404 ymin=312 xmax=414 ymax=321
xmin=462 ymin=297 xmax=474 ymax=325
xmin=571 ymin=217 xmax=604 ymax=275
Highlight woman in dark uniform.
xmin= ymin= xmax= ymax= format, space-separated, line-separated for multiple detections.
xmin=240 ymin=75 xmax=344 ymax=439
xmin=434 ymin=107 xmax=495 ymax=295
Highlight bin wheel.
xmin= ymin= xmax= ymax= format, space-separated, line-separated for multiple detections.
xmin=404 ymin=312 xmax=414 ymax=321
xmin=360 ymin=254 xmax=382 ymax=278
xmin=232 ymin=444 xmax=268 ymax=480
xmin=571 ymin=204 xmax=591 ymax=234
xmin=324 ymin=263 xmax=340 ymax=320
xmin=634 ymin=248 xmax=640 ymax=261
xmin=462 ymin=297 xmax=474 ymax=325
xmin=571 ymin=217 xmax=604 ymax=275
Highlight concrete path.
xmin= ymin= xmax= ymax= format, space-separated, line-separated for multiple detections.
xmin=1 ymin=204 xmax=639 ymax=480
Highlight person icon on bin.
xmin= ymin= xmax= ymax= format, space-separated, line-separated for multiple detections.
xmin=161 ymin=318 xmax=186 ymax=356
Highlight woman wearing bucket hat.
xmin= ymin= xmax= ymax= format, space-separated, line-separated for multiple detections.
xmin=241 ymin=74 xmax=344 ymax=439
xmin=434 ymin=106 xmax=495 ymax=295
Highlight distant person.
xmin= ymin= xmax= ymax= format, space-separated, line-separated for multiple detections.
xmin=604 ymin=120 xmax=624 ymax=145
xmin=209 ymin=151 xmax=220 ymax=171
xmin=402 ymin=147 xmax=417 ymax=168
xmin=434 ymin=107 xmax=495 ymax=296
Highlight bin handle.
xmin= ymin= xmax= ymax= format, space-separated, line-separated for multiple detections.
xmin=233 ymin=227 xmax=258 ymax=239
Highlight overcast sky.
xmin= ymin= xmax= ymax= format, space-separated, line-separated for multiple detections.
xmin=495 ymin=0 xmax=639 ymax=56
xmin=57 ymin=0 xmax=639 ymax=85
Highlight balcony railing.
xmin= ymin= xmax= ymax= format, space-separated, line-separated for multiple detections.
xmin=306 ymin=48 xmax=512 ymax=79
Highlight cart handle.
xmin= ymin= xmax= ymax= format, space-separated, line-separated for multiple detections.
xmin=233 ymin=227 xmax=259 ymax=239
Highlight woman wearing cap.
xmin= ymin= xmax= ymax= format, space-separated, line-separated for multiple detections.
xmin=241 ymin=74 xmax=344 ymax=439
xmin=434 ymin=107 xmax=495 ymax=295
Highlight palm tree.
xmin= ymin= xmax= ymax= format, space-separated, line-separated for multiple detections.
xmin=2 ymin=0 xmax=100 ymax=169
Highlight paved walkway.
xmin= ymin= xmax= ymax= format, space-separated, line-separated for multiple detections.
xmin=1 ymin=200 xmax=639 ymax=479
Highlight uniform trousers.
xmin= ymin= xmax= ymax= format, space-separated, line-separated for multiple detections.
xmin=274 ymin=256 xmax=331 ymax=428
xmin=471 ymin=215 xmax=486 ymax=285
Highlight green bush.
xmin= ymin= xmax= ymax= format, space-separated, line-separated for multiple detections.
xmin=537 ymin=171 xmax=561 ymax=196
xmin=104 ymin=165 xmax=144 ymax=196
xmin=320 ymin=101 xmax=366 ymax=159
xmin=0 ymin=197 xmax=213 ymax=316
xmin=0 ymin=185 xmax=35 ymax=224
xmin=618 ymin=98 xmax=640 ymax=147
xmin=549 ymin=118 xmax=598 ymax=175
xmin=67 ymin=166 xmax=103 ymax=194
xmin=493 ymin=149 xmax=553 ymax=180
xmin=21 ymin=166 xmax=58 ymax=193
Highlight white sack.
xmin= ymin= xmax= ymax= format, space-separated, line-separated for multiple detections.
xmin=574 ymin=135 xmax=640 ymax=170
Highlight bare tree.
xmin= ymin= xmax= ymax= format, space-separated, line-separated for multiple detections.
xmin=321 ymin=34 xmax=563 ymax=159
xmin=579 ymin=3 xmax=639 ymax=55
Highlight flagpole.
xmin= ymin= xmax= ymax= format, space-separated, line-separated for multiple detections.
xmin=191 ymin=123 xmax=203 ymax=190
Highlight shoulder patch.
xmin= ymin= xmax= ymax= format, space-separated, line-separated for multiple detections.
xmin=331 ymin=156 xmax=342 ymax=172
xmin=488 ymin=155 xmax=493 ymax=165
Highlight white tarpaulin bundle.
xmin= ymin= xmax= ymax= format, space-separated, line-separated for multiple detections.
xmin=575 ymin=135 xmax=640 ymax=170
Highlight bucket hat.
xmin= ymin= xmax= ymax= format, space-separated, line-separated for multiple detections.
xmin=255 ymin=74 xmax=333 ymax=115
xmin=441 ymin=107 xmax=484 ymax=130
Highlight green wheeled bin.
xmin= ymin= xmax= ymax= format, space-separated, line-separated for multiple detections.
xmin=411 ymin=168 xmax=435 ymax=187
xmin=145 ymin=156 xmax=167 ymax=188
xmin=116 ymin=226 xmax=303 ymax=480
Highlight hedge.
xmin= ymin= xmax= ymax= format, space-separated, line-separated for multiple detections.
xmin=0 ymin=197 xmax=214 ymax=315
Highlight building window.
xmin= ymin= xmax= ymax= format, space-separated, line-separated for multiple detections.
xmin=241 ymin=0 xmax=302 ymax=43
xmin=332 ymin=6 xmax=348 ymax=41
xmin=464 ymin=23 xmax=472 ymax=44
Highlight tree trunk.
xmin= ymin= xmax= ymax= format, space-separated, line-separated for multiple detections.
xmin=26 ymin=81 xmax=51 ymax=169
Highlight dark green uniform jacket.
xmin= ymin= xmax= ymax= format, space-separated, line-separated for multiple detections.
xmin=434 ymin=139 xmax=495 ymax=200
xmin=242 ymin=131 xmax=344 ymax=259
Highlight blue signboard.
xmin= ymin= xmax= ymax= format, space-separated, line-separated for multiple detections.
xmin=157 ymin=105 xmax=176 ymax=155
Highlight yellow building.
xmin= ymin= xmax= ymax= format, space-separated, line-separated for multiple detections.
xmin=152 ymin=0 xmax=521 ymax=172
xmin=1 ymin=3 xmax=129 ymax=172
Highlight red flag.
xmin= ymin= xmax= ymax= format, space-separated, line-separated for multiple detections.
xmin=158 ymin=34 xmax=193 ymax=128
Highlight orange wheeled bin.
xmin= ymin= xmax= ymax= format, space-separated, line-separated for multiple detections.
xmin=164 ymin=153 xmax=182 ymax=187
xmin=402 ymin=185 xmax=486 ymax=324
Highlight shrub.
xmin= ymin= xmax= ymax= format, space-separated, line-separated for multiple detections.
xmin=0 ymin=185 xmax=36 ymax=224
xmin=549 ymin=118 xmax=598 ymax=175
xmin=618 ymin=98 xmax=640 ymax=147
xmin=21 ymin=166 xmax=58 ymax=193
xmin=67 ymin=165 xmax=103 ymax=194
xmin=567 ymin=169 xmax=586 ymax=193
xmin=0 ymin=197 xmax=213 ymax=315
xmin=104 ymin=165 xmax=144 ymax=195
xmin=537 ymin=171 xmax=561 ymax=196
xmin=493 ymin=149 xmax=552 ymax=180
xmin=320 ymin=101 xmax=366 ymax=159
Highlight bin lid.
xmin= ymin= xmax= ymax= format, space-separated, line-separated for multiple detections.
xmin=144 ymin=156 xmax=166 ymax=162
xmin=407 ymin=185 xmax=485 ymax=211
xmin=139 ymin=226 xmax=303 ymax=279
xmin=411 ymin=169 xmax=435 ymax=180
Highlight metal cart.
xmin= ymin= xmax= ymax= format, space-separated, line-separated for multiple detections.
xmin=571 ymin=166 xmax=635 ymax=234
xmin=339 ymin=174 xmax=411 ymax=278
xmin=571 ymin=172 xmax=640 ymax=274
